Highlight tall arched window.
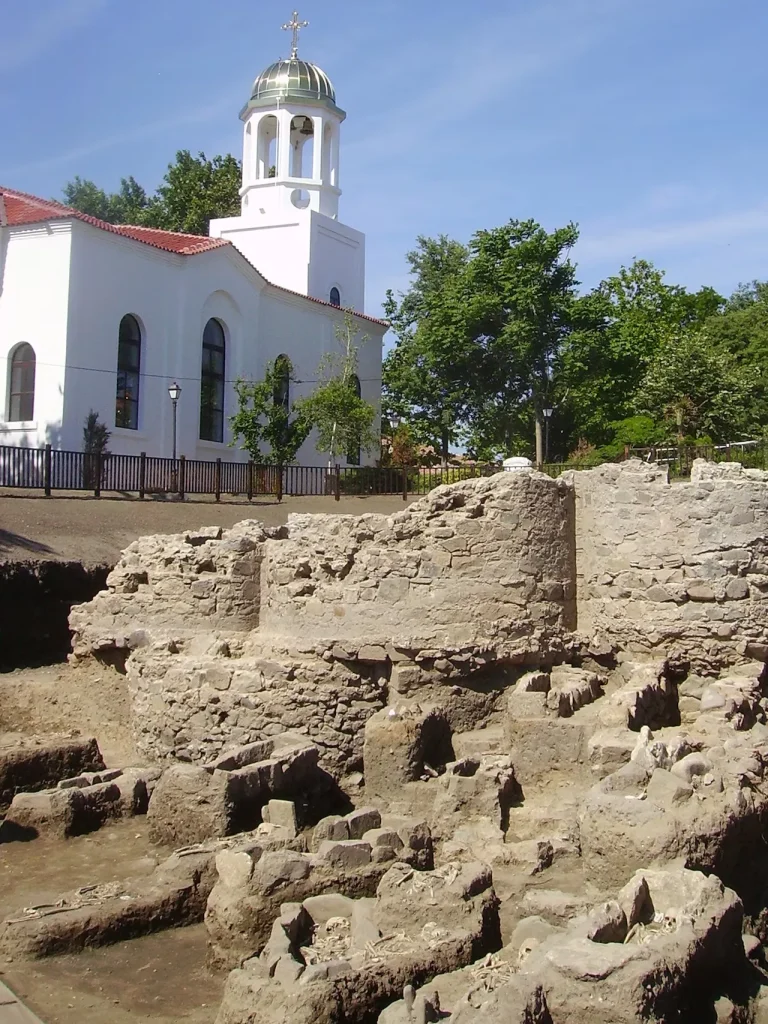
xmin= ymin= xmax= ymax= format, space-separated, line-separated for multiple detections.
xmin=347 ymin=374 xmax=362 ymax=466
xmin=273 ymin=354 xmax=291 ymax=411
xmin=329 ymin=287 xmax=341 ymax=307
xmin=8 ymin=344 xmax=36 ymax=422
xmin=116 ymin=315 xmax=141 ymax=429
xmin=200 ymin=318 xmax=226 ymax=442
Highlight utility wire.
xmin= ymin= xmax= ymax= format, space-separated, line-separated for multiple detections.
xmin=18 ymin=357 xmax=382 ymax=386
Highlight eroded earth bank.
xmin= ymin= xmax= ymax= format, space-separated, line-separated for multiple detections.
xmin=5 ymin=459 xmax=768 ymax=1022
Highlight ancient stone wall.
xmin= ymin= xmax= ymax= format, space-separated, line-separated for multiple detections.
xmin=572 ymin=459 xmax=768 ymax=665
xmin=68 ymin=461 xmax=768 ymax=776
xmin=126 ymin=636 xmax=387 ymax=772
xmin=260 ymin=471 xmax=576 ymax=648
xmin=70 ymin=522 xmax=273 ymax=658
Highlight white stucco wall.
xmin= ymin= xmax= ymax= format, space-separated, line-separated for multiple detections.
xmin=0 ymin=223 xmax=71 ymax=449
xmin=23 ymin=220 xmax=385 ymax=466
xmin=307 ymin=213 xmax=364 ymax=312
xmin=63 ymin=222 xmax=184 ymax=454
xmin=210 ymin=210 xmax=364 ymax=311
xmin=210 ymin=215 xmax=310 ymax=298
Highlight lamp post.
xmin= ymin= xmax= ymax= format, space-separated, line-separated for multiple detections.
xmin=543 ymin=407 xmax=553 ymax=464
xmin=168 ymin=382 xmax=182 ymax=461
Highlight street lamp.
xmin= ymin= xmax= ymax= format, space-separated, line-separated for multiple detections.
xmin=543 ymin=407 xmax=554 ymax=464
xmin=168 ymin=382 xmax=182 ymax=461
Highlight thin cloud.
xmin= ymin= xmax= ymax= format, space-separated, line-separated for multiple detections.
xmin=578 ymin=205 xmax=768 ymax=264
xmin=0 ymin=96 xmax=235 ymax=179
xmin=344 ymin=0 xmax=634 ymax=165
xmin=0 ymin=0 xmax=107 ymax=73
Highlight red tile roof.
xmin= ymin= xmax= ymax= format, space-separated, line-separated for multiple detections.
xmin=0 ymin=185 xmax=387 ymax=326
xmin=0 ymin=186 xmax=227 ymax=254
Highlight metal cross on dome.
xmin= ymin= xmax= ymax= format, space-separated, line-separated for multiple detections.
xmin=282 ymin=10 xmax=309 ymax=59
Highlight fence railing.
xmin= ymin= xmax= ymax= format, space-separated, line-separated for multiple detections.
xmin=626 ymin=440 xmax=767 ymax=477
xmin=6 ymin=442 xmax=761 ymax=501
xmin=0 ymin=445 xmax=500 ymax=502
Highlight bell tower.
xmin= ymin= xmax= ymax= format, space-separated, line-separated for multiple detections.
xmin=209 ymin=11 xmax=365 ymax=311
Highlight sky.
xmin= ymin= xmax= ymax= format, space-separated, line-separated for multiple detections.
xmin=1 ymin=0 xmax=767 ymax=319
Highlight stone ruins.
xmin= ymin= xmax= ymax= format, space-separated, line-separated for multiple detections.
xmin=5 ymin=457 xmax=768 ymax=1022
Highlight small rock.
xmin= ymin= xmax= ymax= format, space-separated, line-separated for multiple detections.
xmin=585 ymin=900 xmax=628 ymax=943
xmin=617 ymin=874 xmax=652 ymax=929
xmin=670 ymin=752 xmax=712 ymax=784
xmin=646 ymin=768 xmax=693 ymax=806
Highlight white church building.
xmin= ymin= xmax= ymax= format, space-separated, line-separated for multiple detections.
xmin=0 ymin=14 xmax=386 ymax=467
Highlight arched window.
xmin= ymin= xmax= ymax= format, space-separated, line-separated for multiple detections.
xmin=273 ymin=354 xmax=291 ymax=410
xmin=116 ymin=315 xmax=141 ymax=429
xmin=200 ymin=318 xmax=226 ymax=442
xmin=8 ymin=344 xmax=36 ymax=422
xmin=347 ymin=374 xmax=362 ymax=466
xmin=329 ymin=287 xmax=341 ymax=307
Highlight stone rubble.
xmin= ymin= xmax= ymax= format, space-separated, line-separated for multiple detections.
xmin=7 ymin=461 xmax=768 ymax=1020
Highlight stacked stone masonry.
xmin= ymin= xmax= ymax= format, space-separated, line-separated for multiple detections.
xmin=70 ymin=462 xmax=768 ymax=773
xmin=572 ymin=460 xmax=768 ymax=666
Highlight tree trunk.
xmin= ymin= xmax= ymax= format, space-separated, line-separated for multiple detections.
xmin=441 ymin=427 xmax=449 ymax=469
xmin=534 ymin=414 xmax=544 ymax=467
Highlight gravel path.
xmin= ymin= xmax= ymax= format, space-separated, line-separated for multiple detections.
xmin=0 ymin=492 xmax=415 ymax=566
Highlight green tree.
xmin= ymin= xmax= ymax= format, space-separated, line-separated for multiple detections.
xmin=147 ymin=151 xmax=241 ymax=235
xmin=635 ymin=332 xmax=759 ymax=442
xmin=229 ymin=356 xmax=310 ymax=465
xmin=82 ymin=410 xmax=111 ymax=454
xmin=383 ymin=236 xmax=475 ymax=465
xmin=559 ymin=260 xmax=724 ymax=450
xmin=297 ymin=314 xmax=378 ymax=467
xmin=62 ymin=177 xmax=112 ymax=220
xmin=62 ymin=175 xmax=150 ymax=225
xmin=465 ymin=219 xmax=580 ymax=463
xmin=702 ymin=281 xmax=768 ymax=366
xmin=61 ymin=151 xmax=241 ymax=235
xmin=82 ymin=410 xmax=111 ymax=490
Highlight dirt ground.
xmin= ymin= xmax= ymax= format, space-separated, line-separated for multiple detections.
xmin=0 ymin=661 xmax=222 ymax=1024
xmin=0 ymin=925 xmax=224 ymax=1024
xmin=0 ymin=661 xmax=135 ymax=767
xmin=0 ymin=491 xmax=416 ymax=566
xmin=0 ymin=491 xmax=425 ymax=1021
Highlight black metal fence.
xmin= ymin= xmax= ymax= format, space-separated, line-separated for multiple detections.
xmin=0 ymin=445 xmax=499 ymax=502
xmin=627 ymin=441 xmax=768 ymax=477
xmin=4 ymin=442 xmax=766 ymax=500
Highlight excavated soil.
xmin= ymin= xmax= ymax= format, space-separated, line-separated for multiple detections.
xmin=0 ymin=820 xmax=164 ymax=918
xmin=0 ymin=661 xmax=136 ymax=768
xmin=0 ymin=925 xmax=224 ymax=1023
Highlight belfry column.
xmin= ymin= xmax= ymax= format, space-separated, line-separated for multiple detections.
xmin=277 ymin=109 xmax=292 ymax=178
xmin=312 ymin=115 xmax=324 ymax=181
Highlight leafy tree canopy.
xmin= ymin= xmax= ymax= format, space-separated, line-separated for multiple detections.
xmin=297 ymin=314 xmax=378 ymax=466
xmin=230 ymin=357 xmax=311 ymax=465
xmin=61 ymin=151 xmax=241 ymax=235
xmin=635 ymin=332 xmax=760 ymax=442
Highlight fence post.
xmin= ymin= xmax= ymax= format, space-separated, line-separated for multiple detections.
xmin=334 ymin=465 xmax=341 ymax=502
xmin=277 ymin=465 xmax=284 ymax=503
xmin=43 ymin=444 xmax=52 ymax=497
xmin=402 ymin=465 xmax=408 ymax=502
xmin=215 ymin=458 xmax=222 ymax=503
xmin=139 ymin=452 xmax=146 ymax=499
xmin=94 ymin=452 xmax=101 ymax=498
xmin=178 ymin=456 xmax=186 ymax=499
xmin=247 ymin=461 xmax=253 ymax=502
xmin=623 ymin=444 xmax=630 ymax=462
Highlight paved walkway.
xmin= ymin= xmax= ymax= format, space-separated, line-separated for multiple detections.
xmin=0 ymin=491 xmax=415 ymax=565
xmin=0 ymin=983 xmax=45 ymax=1024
